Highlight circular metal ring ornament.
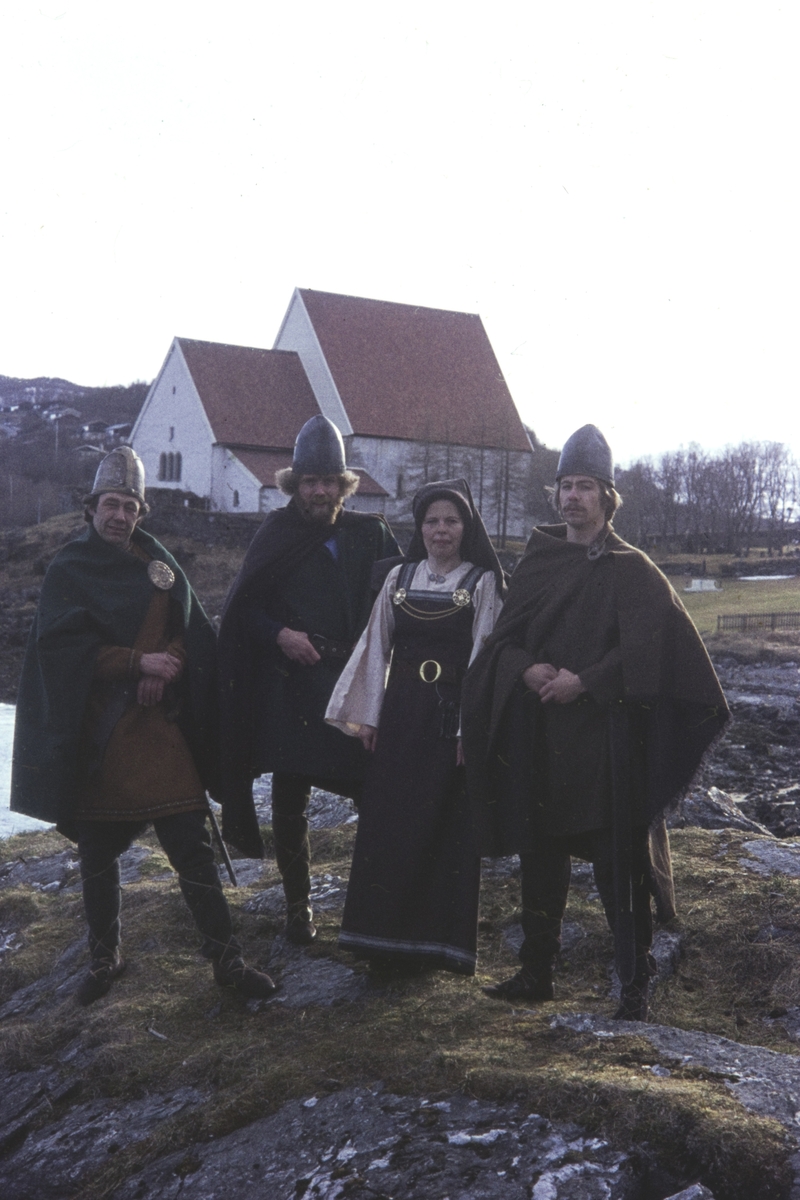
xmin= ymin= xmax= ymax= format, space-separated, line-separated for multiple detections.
xmin=392 ymin=588 xmax=407 ymax=606
xmin=452 ymin=588 xmax=471 ymax=608
xmin=148 ymin=560 xmax=176 ymax=590
xmin=419 ymin=660 xmax=443 ymax=683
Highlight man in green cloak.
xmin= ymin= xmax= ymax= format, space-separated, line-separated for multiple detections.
xmin=11 ymin=447 xmax=275 ymax=1005
xmin=462 ymin=425 xmax=729 ymax=1020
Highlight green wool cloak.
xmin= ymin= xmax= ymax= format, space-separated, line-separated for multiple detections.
xmin=11 ymin=524 xmax=219 ymax=840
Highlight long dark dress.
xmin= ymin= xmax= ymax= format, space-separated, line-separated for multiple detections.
xmin=337 ymin=563 xmax=485 ymax=974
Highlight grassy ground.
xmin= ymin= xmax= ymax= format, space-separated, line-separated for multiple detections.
xmin=680 ymin=576 xmax=800 ymax=636
xmin=0 ymin=825 xmax=796 ymax=1199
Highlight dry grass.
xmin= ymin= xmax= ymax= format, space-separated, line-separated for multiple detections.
xmin=0 ymin=824 xmax=796 ymax=1198
xmin=680 ymin=576 xmax=800 ymax=636
xmin=703 ymin=629 xmax=800 ymax=664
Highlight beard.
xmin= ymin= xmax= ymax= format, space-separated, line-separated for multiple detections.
xmin=297 ymin=494 xmax=343 ymax=525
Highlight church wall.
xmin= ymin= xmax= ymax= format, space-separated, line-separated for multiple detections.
xmin=209 ymin=446 xmax=262 ymax=513
xmin=345 ymin=435 xmax=532 ymax=539
xmin=131 ymin=343 xmax=214 ymax=499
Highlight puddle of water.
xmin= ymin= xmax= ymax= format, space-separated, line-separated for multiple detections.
xmin=0 ymin=705 xmax=53 ymax=839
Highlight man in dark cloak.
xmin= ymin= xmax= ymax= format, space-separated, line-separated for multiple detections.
xmin=218 ymin=416 xmax=399 ymax=945
xmin=11 ymin=447 xmax=276 ymax=1005
xmin=462 ymin=425 xmax=729 ymax=1019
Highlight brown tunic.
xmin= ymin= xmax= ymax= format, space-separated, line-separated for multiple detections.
xmin=73 ymin=545 xmax=206 ymax=822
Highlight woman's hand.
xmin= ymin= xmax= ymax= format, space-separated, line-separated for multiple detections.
xmin=358 ymin=724 xmax=378 ymax=752
xmin=522 ymin=662 xmax=557 ymax=693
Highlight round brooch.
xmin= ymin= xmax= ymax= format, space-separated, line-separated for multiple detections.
xmin=148 ymin=560 xmax=176 ymax=590
xmin=392 ymin=588 xmax=407 ymax=606
xmin=452 ymin=588 xmax=471 ymax=608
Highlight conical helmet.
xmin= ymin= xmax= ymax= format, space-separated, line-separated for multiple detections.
xmin=556 ymin=425 xmax=614 ymax=486
xmin=292 ymin=415 xmax=346 ymax=475
xmin=85 ymin=446 xmax=146 ymax=505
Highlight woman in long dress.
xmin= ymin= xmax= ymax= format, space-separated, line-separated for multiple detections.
xmin=326 ymin=479 xmax=504 ymax=974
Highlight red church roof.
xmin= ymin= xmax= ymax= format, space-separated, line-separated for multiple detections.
xmin=177 ymin=338 xmax=320 ymax=449
xmin=296 ymin=290 xmax=531 ymax=453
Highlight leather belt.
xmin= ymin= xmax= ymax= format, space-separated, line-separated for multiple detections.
xmin=309 ymin=634 xmax=355 ymax=662
xmin=391 ymin=656 xmax=464 ymax=686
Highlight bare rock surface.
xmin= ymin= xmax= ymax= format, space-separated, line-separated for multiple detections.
xmin=0 ymin=937 xmax=87 ymax=1019
xmin=740 ymin=839 xmax=800 ymax=878
xmin=668 ymin=787 xmax=774 ymax=836
xmin=552 ymin=1013 xmax=800 ymax=1197
xmin=252 ymin=776 xmax=358 ymax=830
xmin=245 ymin=873 xmax=348 ymax=918
xmin=0 ymin=845 xmax=151 ymax=893
xmin=702 ymin=662 xmax=800 ymax=834
xmin=109 ymin=1087 xmax=637 ymax=1200
xmin=261 ymin=936 xmax=367 ymax=1010
xmin=0 ymin=1080 xmax=205 ymax=1200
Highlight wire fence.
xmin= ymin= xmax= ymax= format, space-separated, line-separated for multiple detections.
xmin=717 ymin=612 xmax=800 ymax=632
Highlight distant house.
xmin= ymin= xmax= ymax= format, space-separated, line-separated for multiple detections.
xmin=105 ymin=422 xmax=133 ymax=444
xmin=132 ymin=289 xmax=532 ymax=536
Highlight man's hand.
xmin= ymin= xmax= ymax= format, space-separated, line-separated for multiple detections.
xmin=138 ymin=675 xmax=166 ymax=706
xmin=358 ymin=724 xmax=378 ymax=752
xmin=139 ymin=651 xmax=182 ymax=682
xmin=522 ymin=662 xmax=558 ymax=693
xmin=277 ymin=628 xmax=321 ymax=666
xmin=539 ymin=668 xmax=586 ymax=705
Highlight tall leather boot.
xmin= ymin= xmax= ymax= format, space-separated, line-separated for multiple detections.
xmin=76 ymin=822 xmax=133 ymax=1006
xmin=155 ymin=812 xmax=277 ymax=998
xmin=592 ymin=829 xmax=656 ymax=1022
xmin=271 ymin=773 xmax=316 ymax=945
xmin=483 ymin=842 xmax=571 ymax=1002
xmin=614 ymin=952 xmax=657 ymax=1021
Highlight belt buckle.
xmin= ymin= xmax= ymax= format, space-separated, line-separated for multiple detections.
xmin=419 ymin=660 xmax=442 ymax=683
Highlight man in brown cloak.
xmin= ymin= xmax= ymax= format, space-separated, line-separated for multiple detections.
xmin=461 ymin=425 xmax=729 ymax=1019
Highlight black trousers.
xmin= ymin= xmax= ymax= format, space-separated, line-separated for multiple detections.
xmin=76 ymin=811 xmax=240 ymax=965
xmin=518 ymin=826 xmax=653 ymax=980
xmin=270 ymin=773 xmax=314 ymax=908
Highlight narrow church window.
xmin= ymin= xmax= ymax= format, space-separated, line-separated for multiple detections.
xmin=233 ymin=490 xmax=240 ymax=508
xmin=175 ymin=452 xmax=182 ymax=482
xmin=167 ymin=452 xmax=175 ymax=481
xmin=169 ymin=426 xmax=175 ymax=442
xmin=172 ymin=386 xmax=176 ymax=395
xmin=396 ymin=472 xmax=404 ymax=498
xmin=158 ymin=453 xmax=167 ymax=481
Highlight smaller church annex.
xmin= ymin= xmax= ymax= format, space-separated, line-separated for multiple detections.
xmin=131 ymin=289 xmax=533 ymax=538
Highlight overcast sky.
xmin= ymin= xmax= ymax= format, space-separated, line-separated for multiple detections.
xmin=1 ymin=1 xmax=797 ymax=466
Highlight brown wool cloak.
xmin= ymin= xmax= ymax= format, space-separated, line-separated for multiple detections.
xmin=462 ymin=524 xmax=729 ymax=861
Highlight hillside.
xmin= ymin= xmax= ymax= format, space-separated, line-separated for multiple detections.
xmin=2 ymin=514 xmax=800 ymax=1196
xmin=0 ymin=376 xmax=150 ymax=530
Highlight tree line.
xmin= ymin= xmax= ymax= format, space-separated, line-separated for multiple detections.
xmin=611 ymin=441 xmax=798 ymax=555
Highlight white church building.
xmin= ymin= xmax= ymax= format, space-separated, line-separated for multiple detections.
xmin=131 ymin=289 xmax=533 ymax=538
